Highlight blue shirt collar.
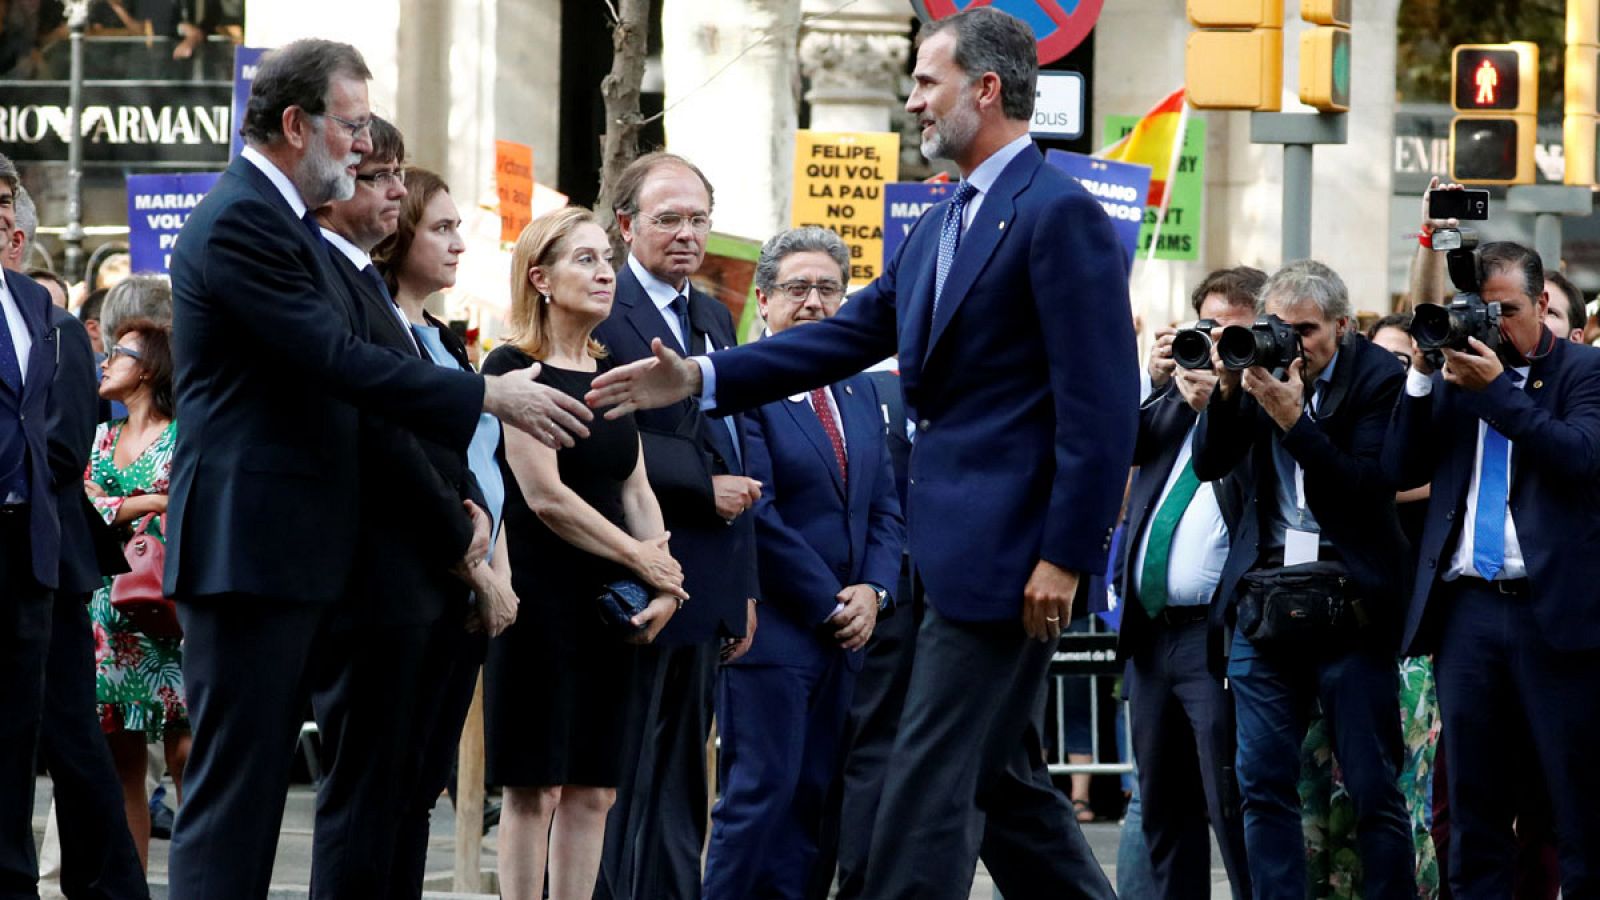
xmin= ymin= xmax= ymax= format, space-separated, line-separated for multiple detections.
xmin=960 ymin=133 xmax=1034 ymax=201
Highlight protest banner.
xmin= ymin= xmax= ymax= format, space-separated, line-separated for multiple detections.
xmin=791 ymin=130 xmax=899 ymax=283
xmin=882 ymin=182 xmax=951 ymax=263
xmin=126 ymin=172 xmax=222 ymax=274
xmin=1043 ymin=150 xmax=1151 ymax=273
xmin=230 ymin=46 xmax=269 ymax=159
xmin=1104 ymin=114 xmax=1205 ymax=261
xmin=495 ymin=139 xmax=534 ymax=243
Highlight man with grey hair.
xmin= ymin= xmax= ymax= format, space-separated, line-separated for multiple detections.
xmin=701 ymin=227 xmax=903 ymax=899
xmin=164 ymin=37 xmax=592 ymax=900
xmin=3 ymin=186 xmax=36 ymax=271
xmin=1194 ymin=259 xmax=1416 ymax=899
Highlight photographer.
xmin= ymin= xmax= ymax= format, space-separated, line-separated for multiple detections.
xmin=1383 ymin=241 xmax=1600 ymax=896
xmin=1194 ymin=260 xmax=1415 ymax=900
xmin=1117 ymin=266 xmax=1263 ymax=900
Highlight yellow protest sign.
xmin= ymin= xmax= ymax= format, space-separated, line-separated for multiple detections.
xmin=791 ymin=130 xmax=899 ymax=283
xmin=495 ymin=139 xmax=534 ymax=243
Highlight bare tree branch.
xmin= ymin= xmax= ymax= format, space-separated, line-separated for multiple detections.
xmin=596 ymin=0 xmax=650 ymax=260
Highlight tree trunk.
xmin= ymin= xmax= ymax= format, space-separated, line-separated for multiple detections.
xmin=596 ymin=0 xmax=651 ymax=258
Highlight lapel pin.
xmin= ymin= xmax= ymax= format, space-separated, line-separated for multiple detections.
xmin=998 ymin=221 xmax=1006 ymax=230
xmin=844 ymin=385 xmax=854 ymax=395
xmin=1533 ymin=379 xmax=1544 ymax=389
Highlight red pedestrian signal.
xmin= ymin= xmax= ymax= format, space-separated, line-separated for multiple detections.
xmin=1449 ymin=42 xmax=1537 ymax=184
xmin=1452 ymin=44 xmax=1537 ymax=113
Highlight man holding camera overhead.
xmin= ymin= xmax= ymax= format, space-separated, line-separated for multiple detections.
xmin=1193 ymin=259 xmax=1416 ymax=900
xmin=1384 ymin=241 xmax=1600 ymax=897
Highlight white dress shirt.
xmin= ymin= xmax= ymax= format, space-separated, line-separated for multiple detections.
xmin=1132 ymin=423 xmax=1228 ymax=607
xmin=1405 ymin=365 xmax=1528 ymax=580
xmin=0 ymin=270 xmax=31 ymax=388
xmin=241 ymin=145 xmax=308 ymax=219
xmin=629 ymin=255 xmax=692 ymax=350
xmin=319 ymin=227 xmax=419 ymax=353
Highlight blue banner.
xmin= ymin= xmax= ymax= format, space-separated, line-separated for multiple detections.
xmin=231 ymin=46 xmax=269 ymax=159
xmin=1043 ymin=149 xmax=1152 ymax=273
xmin=881 ymin=182 xmax=951 ymax=264
xmin=126 ymin=172 xmax=222 ymax=275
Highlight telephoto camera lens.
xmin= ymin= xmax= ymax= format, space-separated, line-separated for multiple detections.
xmin=1172 ymin=318 xmax=1218 ymax=370
xmin=1410 ymin=294 xmax=1501 ymax=352
xmin=1217 ymin=315 xmax=1300 ymax=371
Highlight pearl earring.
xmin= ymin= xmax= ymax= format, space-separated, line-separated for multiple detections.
xmin=541 ymin=294 xmax=551 ymax=305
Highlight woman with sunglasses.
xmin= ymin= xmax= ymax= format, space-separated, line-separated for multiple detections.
xmin=81 ymin=318 xmax=186 ymax=868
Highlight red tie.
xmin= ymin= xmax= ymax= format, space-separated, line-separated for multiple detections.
xmin=810 ymin=387 xmax=848 ymax=486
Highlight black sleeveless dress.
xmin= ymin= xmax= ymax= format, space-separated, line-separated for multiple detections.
xmin=481 ymin=347 xmax=648 ymax=787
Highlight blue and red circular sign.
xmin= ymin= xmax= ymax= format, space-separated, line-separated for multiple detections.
xmin=911 ymin=0 xmax=1104 ymax=65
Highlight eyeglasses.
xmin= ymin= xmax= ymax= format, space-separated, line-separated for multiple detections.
xmin=641 ymin=212 xmax=712 ymax=235
xmin=107 ymin=345 xmax=142 ymax=364
xmin=355 ymin=168 xmax=405 ymax=187
xmin=774 ymin=280 xmax=845 ymax=302
xmin=318 ymin=112 xmax=372 ymax=139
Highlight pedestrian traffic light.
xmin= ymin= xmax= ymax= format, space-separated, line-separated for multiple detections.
xmin=1185 ymin=0 xmax=1282 ymax=111
xmin=1301 ymin=0 xmax=1351 ymax=28
xmin=1450 ymin=43 xmax=1538 ymax=184
xmin=1567 ymin=2 xmax=1600 ymax=185
xmin=1299 ymin=26 xmax=1351 ymax=111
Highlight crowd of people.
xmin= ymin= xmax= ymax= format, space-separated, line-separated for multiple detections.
xmin=2 ymin=5 xmax=1596 ymax=900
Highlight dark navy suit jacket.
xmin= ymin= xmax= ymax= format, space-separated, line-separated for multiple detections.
xmin=1383 ymin=335 xmax=1600 ymax=654
xmin=593 ymin=264 xmax=758 ymax=644
xmin=706 ymin=144 xmax=1139 ymax=623
xmin=3 ymin=268 xmax=61 ymax=588
xmin=165 ymin=154 xmax=483 ymax=603
xmin=45 ymin=307 xmax=125 ymax=595
xmin=1193 ymin=334 xmax=1410 ymax=650
xmin=735 ymin=372 xmax=904 ymax=671
xmin=1114 ymin=383 xmax=1248 ymax=671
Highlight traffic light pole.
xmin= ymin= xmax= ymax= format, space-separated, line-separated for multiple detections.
xmin=1505 ymin=185 xmax=1594 ymax=270
xmin=1250 ymin=112 xmax=1348 ymax=263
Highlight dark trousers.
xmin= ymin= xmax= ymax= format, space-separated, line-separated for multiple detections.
xmin=38 ymin=593 xmax=148 ymax=900
xmin=1431 ymin=738 xmax=1562 ymax=900
xmin=0 ymin=514 xmax=52 ymax=900
xmin=387 ymin=623 xmax=486 ymax=900
xmin=596 ymin=640 xmax=717 ymax=900
xmin=310 ymin=614 xmax=450 ymax=900
xmin=861 ymin=605 xmax=1113 ymax=900
xmin=823 ymin=591 xmax=923 ymax=900
xmin=1127 ymin=617 xmax=1249 ymax=900
xmin=168 ymin=597 xmax=336 ymax=900
xmin=1227 ymin=632 xmax=1414 ymax=900
xmin=1434 ymin=580 xmax=1600 ymax=899
xmin=702 ymin=657 xmax=854 ymax=900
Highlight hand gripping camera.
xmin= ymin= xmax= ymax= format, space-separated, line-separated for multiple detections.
xmin=1217 ymin=314 xmax=1301 ymax=371
xmin=1173 ymin=319 xmax=1218 ymax=370
xmin=1409 ymin=227 xmax=1502 ymax=365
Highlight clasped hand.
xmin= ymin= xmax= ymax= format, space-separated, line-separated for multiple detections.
xmin=828 ymin=585 xmax=879 ymax=651
xmin=631 ymin=533 xmax=689 ymax=602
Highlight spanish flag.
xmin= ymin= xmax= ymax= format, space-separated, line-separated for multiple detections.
xmin=1097 ymin=87 xmax=1188 ymax=209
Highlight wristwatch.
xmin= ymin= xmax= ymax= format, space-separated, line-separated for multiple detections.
xmin=868 ymin=583 xmax=891 ymax=612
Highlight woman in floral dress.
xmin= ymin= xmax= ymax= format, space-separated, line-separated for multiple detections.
xmin=83 ymin=318 xmax=186 ymax=867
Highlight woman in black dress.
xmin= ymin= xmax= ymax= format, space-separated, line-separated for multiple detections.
xmin=483 ymin=206 xmax=687 ymax=900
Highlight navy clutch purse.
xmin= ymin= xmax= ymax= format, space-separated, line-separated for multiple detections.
xmin=597 ymin=579 xmax=650 ymax=636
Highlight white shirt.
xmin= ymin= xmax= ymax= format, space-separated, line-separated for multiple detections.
xmin=1405 ymin=365 xmax=1528 ymax=580
xmin=1132 ymin=423 xmax=1228 ymax=607
xmin=697 ymin=134 xmax=1037 ymax=408
xmin=319 ymin=227 xmax=419 ymax=354
xmin=0 ymin=270 xmax=31 ymax=388
xmin=628 ymin=255 xmax=692 ymax=350
xmin=795 ymin=384 xmax=847 ymax=454
xmin=241 ymin=145 xmax=308 ymax=220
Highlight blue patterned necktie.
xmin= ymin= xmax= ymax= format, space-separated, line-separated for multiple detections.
xmin=932 ymin=181 xmax=979 ymax=316
xmin=1473 ymin=423 xmax=1510 ymax=579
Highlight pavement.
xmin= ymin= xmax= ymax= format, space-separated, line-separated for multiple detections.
xmin=33 ymin=777 xmax=1235 ymax=898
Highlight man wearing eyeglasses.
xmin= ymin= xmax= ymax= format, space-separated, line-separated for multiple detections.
xmin=700 ymin=226 xmax=904 ymax=900
xmin=591 ymin=152 xmax=762 ymax=900
xmin=163 ymin=40 xmax=593 ymax=900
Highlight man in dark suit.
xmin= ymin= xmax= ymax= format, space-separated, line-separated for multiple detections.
xmin=37 ymin=299 xmax=148 ymax=900
xmin=588 ymin=10 xmax=1135 ymax=897
xmin=701 ymin=227 xmax=904 ymax=900
xmin=1116 ymin=268 xmax=1262 ymax=900
xmin=308 ymin=117 xmax=500 ymax=898
xmin=591 ymin=151 xmax=761 ymax=900
xmin=164 ymin=40 xmax=590 ymax=900
xmin=1193 ymin=260 xmax=1414 ymax=900
xmin=0 ymin=153 xmax=68 ymax=900
xmin=1384 ymin=242 xmax=1600 ymax=897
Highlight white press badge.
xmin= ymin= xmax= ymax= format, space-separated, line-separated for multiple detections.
xmin=1283 ymin=462 xmax=1320 ymax=566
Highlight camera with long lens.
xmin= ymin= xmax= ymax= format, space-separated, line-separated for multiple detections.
xmin=1410 ymin=294 xmax=1502 ymax=353
xmin=1217 ymin=314 xmax=1300 ymax=371
xmin=1173 ymin=318 xmax=1218 ymax=370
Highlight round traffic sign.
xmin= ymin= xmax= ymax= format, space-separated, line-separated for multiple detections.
xmin=911 ymin=0 xmax=1104 ymax=65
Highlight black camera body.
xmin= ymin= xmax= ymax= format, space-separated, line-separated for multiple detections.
xmin=1410 ymin=293 xmax=1502 ymax=353
xmin=1173 ymin=318 xmax=1218 ymax=370
xmin=1218 ymin=314 xmax=1301 ymax=371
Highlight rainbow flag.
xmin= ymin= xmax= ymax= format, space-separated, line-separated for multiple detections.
xmin=1097 ymin=87 xmax=1188 ymax=208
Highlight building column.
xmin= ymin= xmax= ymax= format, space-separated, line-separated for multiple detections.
xmin=797 ymin=0 xmax=912 ymax=135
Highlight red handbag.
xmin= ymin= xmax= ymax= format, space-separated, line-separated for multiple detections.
xmin=109 ymin=513 xmax=182 ymax=639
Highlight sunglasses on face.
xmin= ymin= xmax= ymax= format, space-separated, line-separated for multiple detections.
xmin=107 ymin=345 xmax=143 ymax=364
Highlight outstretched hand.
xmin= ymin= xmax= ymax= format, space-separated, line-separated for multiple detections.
xmin=585 ymin=338 xmax=703 ymax=419
xmin=484 ymin=362 xmax=594 ymax=449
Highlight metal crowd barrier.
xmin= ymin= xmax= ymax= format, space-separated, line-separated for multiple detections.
xmin=1047 ymin=616 xmax=1133 ymax=777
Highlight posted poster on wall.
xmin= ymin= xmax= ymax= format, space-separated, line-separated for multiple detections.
xmin=495 ymin=139 xmax=534 ymax=243
xmin=126 ymin=172 xmax=222 ymax=274
xmin=791 ymin=130 xmax=900 ymax=284
xmin=1103 ymin=115 xmax=1205 ymax=262
xmin=1043 ymin=150 xmax=1151 ymax=273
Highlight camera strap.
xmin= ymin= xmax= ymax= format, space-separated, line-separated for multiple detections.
xmin=1496 ymin=323 xmax=1557 ymax=369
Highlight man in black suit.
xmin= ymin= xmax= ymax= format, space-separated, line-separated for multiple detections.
xmin=1117 ymin=268 xmax=1262 ymax=900
xmin=163 ymin=41 xmax=591 ymax=900
xmin=1194 ymin=260 xmax=1414 ymax=900
xmin=591 ymin=152 xmax=761 ymax=900
xmin=0 ymin=153 xmax=67 ymax=900
xmin=1384 ymin=242 xmax=1600 ymax=897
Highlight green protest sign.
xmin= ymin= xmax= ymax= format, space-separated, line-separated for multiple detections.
xmin=1103 ymin=115 xmax=1204 ymax=261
